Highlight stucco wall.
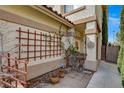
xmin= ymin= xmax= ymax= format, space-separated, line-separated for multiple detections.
xmin=0 ymin=19 xmax=67 ymax=80
xmin=0 ymin=20 xmax=18 ymax=55
xmin=86 ymin=21 xmax=96 ymax=30
xmin=0 ymin=6 xmax=68 ymax=32
xmin=27 ymin=57 xmax=65 ymax=80
xmin=0 ymin=19 xmax=63 ymax=54
xmin=84 ymin=21 xmax=98 ymax=71
xmin=75 ymin=37 xmax=85 ymax=53
xmin=98 ymin=32 xmax=102 ymax=60
xmin=86 ymin=34 xmax=97 ymax=61
xmin=65 ymin=6 xmax=96 ymax=22
xmin=96 ymin=5 xmax=103 ymax=32
xmin=0 ymin=5 xmax=71 ymax=80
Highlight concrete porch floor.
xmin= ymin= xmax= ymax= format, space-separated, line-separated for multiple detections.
xmin=34 ymin=71 xmax=93 ymax=88
xmin=33 ymin=60 xmax=123 ymax=88
xmin=87 ymin=61 xmax=123 ymax=88
xmin=1 ymin=60 xmax=122 ymax=88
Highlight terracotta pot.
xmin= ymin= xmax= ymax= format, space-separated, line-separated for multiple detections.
xmin=59 ymin=69 xmax=65 ymax=78
xmin=50 ymin=75 xmax=59 ymax=84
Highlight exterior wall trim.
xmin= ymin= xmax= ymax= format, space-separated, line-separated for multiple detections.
xmin=73 ymin=16 xmax=97 ymax=25
xmin=0 ymin=9 xmax=63 ymax=33
xmin=95 ymin=6 xmax=102 ymax=32
xmin=31 ymin=5 xmax=74 ymax=27
xmin=74 ymin=36 xmax=81 ymax=40
xmin=63 ymin=6 xmax=86 ymax=17
xmin=85 ymin=28 xmax=98 ymax=35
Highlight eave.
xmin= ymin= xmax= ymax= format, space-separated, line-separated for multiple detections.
xmin=30 ymin=5 xmax=74 ymax=28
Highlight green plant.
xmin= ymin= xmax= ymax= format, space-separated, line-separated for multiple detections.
xmin=117 ymin=6 xmax=124 ymax=86
xmin=118 ymin=67 xmax=121 ymax=73
xmin=102 ymin=10 xmax=108 ymax=45
xmin=115 ymin=31 xmax=121 ymax=45
xmin=121 ymin=50 xmax=124 ymax=85
xmin=117 ymin=44 xmax=124 ymax=71
xmin=61 ymin=38 xmax=77 ymax=57
xmin=68 ymin=45 xmax=77 ymax=55
xmin=122 ymin=80 xmax=124 ymax=87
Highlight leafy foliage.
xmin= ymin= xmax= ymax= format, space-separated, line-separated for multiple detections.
xmin=118 ymin=67 xmax=121 ymax=73
xmin=120 ymin=6 xmax=124 ymax=43
xmin=115 ymin=31 xmax=121 ymax=45
xmin=102 ymin=11 xmax=108 ymax=45
xmin=117 ymin=44 xmax=124 ymax=70
xmin=117 ymin=6 xmax=124 ymax=87
xmin=122 ymin=80 xmax=124 ymax=87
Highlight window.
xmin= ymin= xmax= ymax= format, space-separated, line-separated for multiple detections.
xmin=64 ymin=5 xmax=82 ymax=13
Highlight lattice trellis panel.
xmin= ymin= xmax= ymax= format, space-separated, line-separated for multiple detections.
xmin=16 ymin=27 xmax=63 ymax=61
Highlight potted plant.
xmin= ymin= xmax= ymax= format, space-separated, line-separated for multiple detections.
xmin=62 ymin=43 xmax=78 ymax=68
xmin=59 ymin=69 xmax=65 ymax=78
xmin=68 ymin=45 xmax=78 ymax=68
xmin=49 ymin=72 xmax=59 ymax=84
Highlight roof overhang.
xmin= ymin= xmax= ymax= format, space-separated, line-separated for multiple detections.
xmin=30 ymin=5 xmax=74 ymax=28
xmin=73 ymin=16 xmax=97 ymax=25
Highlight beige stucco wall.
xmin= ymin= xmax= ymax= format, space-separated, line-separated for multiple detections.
xmin=84 ymin=34 xmax=98 ymax=71
xmin=98 ymin=32 xmax=102 ymax=60
xmin=75 ymin=37 xmax=85 ymax=53
xmin=86 ymin=34 xmax=97 ymax=61
xmin=65 ymin=6 xmax=96 ymax=22
xmin=84 ymin=21 xmax=98 ymax=71
xmin=0 ymin=19 xmax=66 ymax=57
xmin=0 ymin=19 xmax=67 ymax=80
xmin=0 ymin=6 xmax=68 ymax=32
xmin=47 ymin=5 xmax=103 ymax=71
xmin=85 ymin=21 xmax=97 ymax=61
xmin=27 ymin=56 xmax=65 ymax=80
xmin=0 ymin=20 xmax=18 ymax=55
xmin=95 ymin=5 xmax=103 ymax=32
xmin=86 ymin=21 xmax=96 ymax=30
xmin=76 ymin=39 xmax=85 ymax=53
xmin=0 ymin=5 xmax=71 ymax=80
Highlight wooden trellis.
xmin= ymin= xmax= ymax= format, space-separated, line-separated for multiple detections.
xmin=0 ymin=53 xmax=28 ymax=88
xmin=16 ymin=27 xmax=63 ymax=60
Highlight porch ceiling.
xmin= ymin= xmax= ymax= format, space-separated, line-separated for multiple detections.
xmin=75 ymin=23 xmax=85 ymax=38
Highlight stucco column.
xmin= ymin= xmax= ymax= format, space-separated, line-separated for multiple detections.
xmin=84 ymin=21 xmax=99 ymax=71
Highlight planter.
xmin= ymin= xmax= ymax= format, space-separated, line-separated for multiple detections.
xmin=69 ymin=54 xmax=77 ymax=66
xmin=59 ymin=69 xmax=65 ymax=78
xmin=65 ymin=56 xmax=70 ymax=67
xmin=50 ymin=74 xmax=59 ymax=84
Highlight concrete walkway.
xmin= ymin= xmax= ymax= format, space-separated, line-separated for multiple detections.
xmin=87 ymin=61 xmax=122 ymax=88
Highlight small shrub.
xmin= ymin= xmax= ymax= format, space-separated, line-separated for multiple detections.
xmin=122 ymin=80 xmax=124 ymax=87
xmin=117 ymin=44 xmax=124 ymax=70
xmin=118 ymin=67 xmax=121 ymax=73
